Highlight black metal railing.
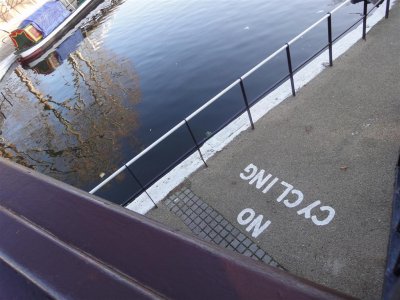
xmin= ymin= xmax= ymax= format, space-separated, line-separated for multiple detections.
xmin=90 ymin=0 xmax=392 ymax=206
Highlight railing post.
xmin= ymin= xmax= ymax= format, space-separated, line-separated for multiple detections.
xmin=125 ymin=165 xmax=158 ymax=207
xmin=362 ymin=0 xmax=368 ymax=40
xmin=285 ymin=44 xmax=296 ymax=97
xmin=184 ymin=119 xmax=208 ymax=167
xmin=327 ymin=13 xmax=333 ymax=67
xmin=239 ymin=78 xmax=255 ymax=130
xmin=385 ymin=0 xmax=390 ymax=18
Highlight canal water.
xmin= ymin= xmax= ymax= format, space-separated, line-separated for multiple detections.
xmin=0 ymin=0 xmax=367 ymax=203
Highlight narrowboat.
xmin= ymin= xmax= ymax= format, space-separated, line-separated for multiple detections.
xmin=9 ymin=0 xmax=102 ymax=63
xmin=24 ymin=28 xmax=84 ymax=75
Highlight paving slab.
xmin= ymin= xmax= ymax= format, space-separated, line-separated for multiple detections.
xmin=150 ymin=3 xmax=400 ymax=300
xmin=147 ymin=188 xmax=283 ymax=269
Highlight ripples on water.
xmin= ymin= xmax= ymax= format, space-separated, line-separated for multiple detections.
xmin=0 ymin=0 xmax=364 ymax=191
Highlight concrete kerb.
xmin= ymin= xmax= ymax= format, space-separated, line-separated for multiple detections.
xmin=126 ymin=1 xmax=396 ymax=215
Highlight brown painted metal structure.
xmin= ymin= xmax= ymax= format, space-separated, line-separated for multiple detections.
xmin=0 ymin=158 xmax=353 ymax=299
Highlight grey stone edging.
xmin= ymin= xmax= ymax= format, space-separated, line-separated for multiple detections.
xmin=165 ymin=188 xmax=283 ymax=269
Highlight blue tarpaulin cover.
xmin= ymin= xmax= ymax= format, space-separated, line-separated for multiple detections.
xmin=20 ymin=1 xmax=71 ymax=38
xmin=57 ymin=29 xmax=83 ymax=61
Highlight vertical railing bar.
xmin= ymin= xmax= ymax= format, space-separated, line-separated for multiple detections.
xmin=362 ymin=0 xmax=368 ymax=40
xmin=239 ymin=78 xmax=255 ymax=130
xmin=385 ymin=0 xmax=390 ymax=18
xmin=184 ymin=119 xmax=208 ymax=168
xmin=285 ymin=44 xmax=296 ymax=97
xmin=125 ymin=164 xmax=158 ymax=207
xmin=327 ymin=13 xmax=333 ymax=67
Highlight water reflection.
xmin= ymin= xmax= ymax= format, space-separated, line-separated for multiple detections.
xmin=27 ymin=29 xmax=84 ymax=75
xmin=0 ymin=0 xmax=141 ymax=190
xmin=0 ymin=0 xmax=365 ymax=193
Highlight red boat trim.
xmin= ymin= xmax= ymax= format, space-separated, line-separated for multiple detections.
xmin=19 ymin=47 xmax=45 ymax=64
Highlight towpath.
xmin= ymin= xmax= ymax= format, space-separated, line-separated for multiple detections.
xmin=148 ymin=2 xmax=400 ymax=299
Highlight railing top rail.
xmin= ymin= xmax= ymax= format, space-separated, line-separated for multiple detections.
xmin=331 ymin=0 xmax=352 ymax=14
xmin=242 ymin=0 xmax=351 ymax=80
xmin=89 ymin=0 xmax=367 ymax=197
xmin=89 ymin=165 xmax=127 ymax=194
xmin=89 ymin=119 xmax=186 ymax=194
xmin=186 ymin=79 xmax=241 ymax=122
xmin=241 ymin=44 xmax=287 ymax=80
xmin=288 ymin=15 xmax=330 ymax=46
xmin=126 ymin=120 xmax=186 ymax=166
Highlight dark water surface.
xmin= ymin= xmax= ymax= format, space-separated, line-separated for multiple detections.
xmin=0 ymin=0 xmax=366 ymax=196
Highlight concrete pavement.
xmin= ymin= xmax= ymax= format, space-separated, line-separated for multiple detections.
xmin=148 ymin=2 xmax=400 ymax=299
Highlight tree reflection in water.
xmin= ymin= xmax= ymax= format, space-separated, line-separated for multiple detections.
xmin=0 ymin=4 xmax=141 ymax=190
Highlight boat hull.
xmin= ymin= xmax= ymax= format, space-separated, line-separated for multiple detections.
xmin=18 ymin=0 xmax=104 ymax=64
